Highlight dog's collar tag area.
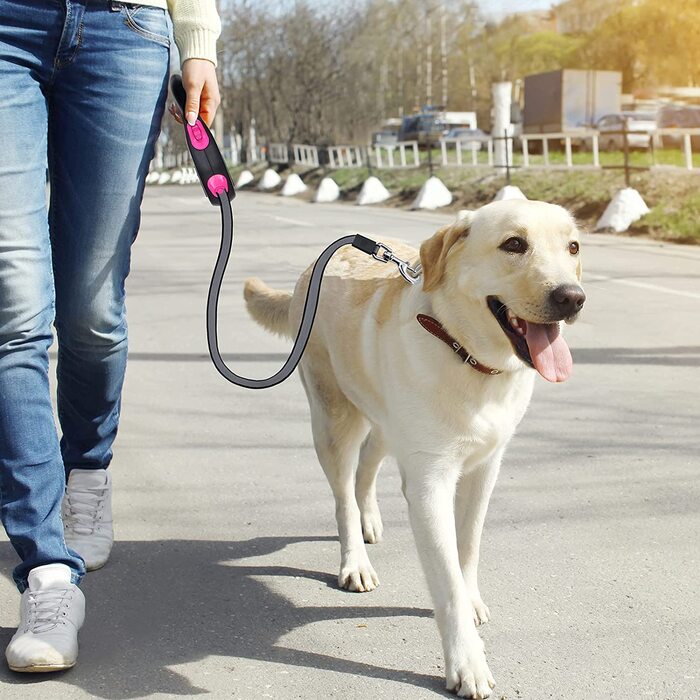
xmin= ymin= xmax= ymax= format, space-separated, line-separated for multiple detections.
xmin=416 ymin=314 xmax=503 ymax=376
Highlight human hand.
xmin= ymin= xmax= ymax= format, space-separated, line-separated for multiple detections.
xmin=169 ymin=58 xmax=220 ymax=127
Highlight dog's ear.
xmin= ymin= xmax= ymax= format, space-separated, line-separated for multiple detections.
xmin=419 ymin=213 xmax=473 ymax=292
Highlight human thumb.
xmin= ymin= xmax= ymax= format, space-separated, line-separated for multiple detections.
xmin=185 ymin=88 xmax=201 ymax=125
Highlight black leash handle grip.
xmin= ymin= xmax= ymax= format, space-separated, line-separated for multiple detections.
xmin=170 ymin=74 xmax=235 ymax=206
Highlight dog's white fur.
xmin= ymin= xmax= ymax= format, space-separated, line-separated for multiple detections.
xmin=244 ymin=199 xmax=583 ymax=699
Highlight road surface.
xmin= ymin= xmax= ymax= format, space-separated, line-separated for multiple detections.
xmin=1 ymin=187 xmax=698 ymax=699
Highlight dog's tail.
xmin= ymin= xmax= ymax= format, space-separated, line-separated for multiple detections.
xmin=243 ymin=277 xmax=293 ymax=338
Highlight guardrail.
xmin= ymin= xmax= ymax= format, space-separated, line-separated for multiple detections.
xmin=652 ymin=128 xmax=700 ymax=170
xmin=292 ymin=143 xmax=320 ymax=168
xmin=370 ymin=141 xmax=420 ymax=168
xmin=519 ymin=131 xmax=601 ymax=169
xmin=328 ymin=145 xmax=364 ymax=168
xmin=157 ymin=127 xmax=699 ymax=178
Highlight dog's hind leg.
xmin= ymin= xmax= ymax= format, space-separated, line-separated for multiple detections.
xmin=355 ymin=427 xmax=386 ymax=544
xmin=298 ymin=364 xmax=379 ymax=593
xmin=455 ymin=450 xmax=503 ymax=626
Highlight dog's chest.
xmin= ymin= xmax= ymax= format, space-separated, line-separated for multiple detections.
xmin=444 ymin=374 xmax=534 ymax=462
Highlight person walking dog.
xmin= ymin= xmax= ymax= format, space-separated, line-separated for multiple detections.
xmin=0 ymin=0 xmax=220 ymax=672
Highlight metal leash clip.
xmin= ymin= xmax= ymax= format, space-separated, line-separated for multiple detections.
xmin=371 ymin=243 xmax=423 ymax=285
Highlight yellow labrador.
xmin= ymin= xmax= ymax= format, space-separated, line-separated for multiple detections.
xmin=243 ymin=199 xmax=585 ymax=699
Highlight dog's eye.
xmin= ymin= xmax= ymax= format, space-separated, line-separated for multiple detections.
xmin=569 ymin=241 xmax=580 ymax=255
xmin=500 ymin=236 xmax=528 ymax=254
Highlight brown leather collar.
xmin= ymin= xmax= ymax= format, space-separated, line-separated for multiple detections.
xmin=416 ymin=314 xmax=502 ymax=376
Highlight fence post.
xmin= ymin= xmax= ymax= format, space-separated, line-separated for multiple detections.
xmin=592 ymin=134 xmax=600 ymax=168
xmin=522 ymin=137 xmax=529 ymax=169
xmin=543 ymin=138 xmax=549 ymax=167
xmin=441 ymin=140 xmax=447 ymax=166
xmin=684 ymin=133 xmax=693 ymax=170
xmin=623 ymin=121 xmax=631 ymax=187
xmin=565 ymin=136 xmax=573 ymax=168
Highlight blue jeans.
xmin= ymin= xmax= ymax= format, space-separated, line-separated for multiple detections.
xmin=0 ymin=0 xmax=169 ymax=591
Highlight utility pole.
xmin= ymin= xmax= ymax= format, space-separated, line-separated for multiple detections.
xmin=398 ymin=49 xmax=404 ymax=117
xmin=440 ymin=4 xmax=448 ymax=108
xmin=426 ymin=11 xmax=433 ymax=107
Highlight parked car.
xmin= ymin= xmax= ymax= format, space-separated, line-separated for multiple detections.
xmin=372 ymin=119 xmax=401 ymax=147
xmin=657 ymin=104 xmax=700 ymax=148
xmin=596 ymin=112 xmax=657 ymax=151
xmin=443 ymin=127 xmax=488 ymax=151
xmin=399 ymin=113 xmax=446 ymax=147
xmin=372 ymin=129 xmax=399 ymax=147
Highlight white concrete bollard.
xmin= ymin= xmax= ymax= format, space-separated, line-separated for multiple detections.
xmin=281 ymin=173 xmax=307 ymax=196
xmin=157 ymin=171 xmax=171 ymax=185
xmin=494 ymin=185 xmax=527 ymax=201
xmin=357 ymin=176 xmax=390 ymax=205
xmin=258 ymin=168 xmax=282 ymax=191
xmin=411 ymin=176 xmax=453 ymax=210
xmin=315 ymin=177 xmax=340 ymax=203
xmin=595 ymin=188 xmax=650 ymax=232
xmin=235 ymin=169 xmax=254 ymax=188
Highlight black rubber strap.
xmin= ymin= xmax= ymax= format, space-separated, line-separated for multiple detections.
xmin=207 ymin=192 xmax=380 ymax=389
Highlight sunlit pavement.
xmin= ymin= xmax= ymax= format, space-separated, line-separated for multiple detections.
xmin=1 ymin=186 xmax=698 ymax=699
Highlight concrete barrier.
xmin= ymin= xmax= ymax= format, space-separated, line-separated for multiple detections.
xmin=281 ymin=173 xmax=307 ymax=196
xmin=357 ymin=176 xmax=390 ymax=205
xmin=494 ymin=185 xmax=527 ymax=201
xmin=258 ymin=168 xmax=282 ymax=191
xmin=236 ymin=169 xmax=255 ymax=188
xmin=596 ymin=188 xmax=650 ymax=232
xmin=315 ymin=177 xmax=340 ymax=203
xmin=411 ymin=176 xmax=452 ymax=210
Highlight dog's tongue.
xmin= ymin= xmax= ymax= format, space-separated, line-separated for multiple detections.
xmin=524 ymin=321 xmax=572 ymax=382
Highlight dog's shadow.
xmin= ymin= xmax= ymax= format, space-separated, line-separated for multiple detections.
xmin=0 ymin=536 xmax=440 ymax=698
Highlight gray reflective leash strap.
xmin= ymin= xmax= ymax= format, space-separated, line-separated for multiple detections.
xmin=208 ymin=191 xmax=416 ymax=389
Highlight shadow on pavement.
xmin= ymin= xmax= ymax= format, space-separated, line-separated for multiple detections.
xmin=0 ymin=536 xmax=438 ymax=698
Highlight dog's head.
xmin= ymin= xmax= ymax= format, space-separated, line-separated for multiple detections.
xmin=419 ymin=199 xmax=584 ymax=382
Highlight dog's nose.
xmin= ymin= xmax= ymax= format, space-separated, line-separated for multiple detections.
xmin=550 ymin=284 xmax=586 ymax=317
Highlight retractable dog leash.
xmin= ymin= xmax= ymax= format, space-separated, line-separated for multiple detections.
xmin=170 ymin=75 xmax=421 ymax=389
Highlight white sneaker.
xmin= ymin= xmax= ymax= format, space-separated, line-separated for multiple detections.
xmin=6 ymin=564 xmax=85 ymax=672
xmin=62 ymin=468 xmax=114 ymax=571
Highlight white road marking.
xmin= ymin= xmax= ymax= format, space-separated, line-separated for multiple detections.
xmin=586 ymin=273 xmax=700 ymax=300
xmin=270 ymin=215 xmax=313 ymax=227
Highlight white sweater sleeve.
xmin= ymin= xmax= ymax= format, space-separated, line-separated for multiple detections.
xmin=167 ymin=0 xmax=221 ymax=66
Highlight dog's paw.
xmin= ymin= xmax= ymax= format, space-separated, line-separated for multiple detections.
xmin=360 ymin=504 xmax=383 ymax=544
xmin=338 ymin=555 xmax=379 ymax=592
xmin=470 ymin=595 xmax=491 ymax=626
xmin=445 ymin=642 xmax=495 ymax=699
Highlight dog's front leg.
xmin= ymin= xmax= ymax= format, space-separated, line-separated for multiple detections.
xmin=455 ymin=450 xmax=504 ymax=626
xmin=399 ymin=453 xmax=495 ymax=699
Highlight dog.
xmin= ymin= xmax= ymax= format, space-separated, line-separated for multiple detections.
xmin=243 ymin=199 xmax=585 ymax=698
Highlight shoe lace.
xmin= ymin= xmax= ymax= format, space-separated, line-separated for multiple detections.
xmin=27 ymin=589 xmax=72 ymax=633
xmin=64 ymin=485 xmax=106 ymax=535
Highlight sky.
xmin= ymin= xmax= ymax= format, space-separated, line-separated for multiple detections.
xmin=477 ymin=0 xmax=554 ymax=19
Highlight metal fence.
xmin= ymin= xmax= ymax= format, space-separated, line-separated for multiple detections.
xmin=157 ymin=127 xmax=700 ymax=176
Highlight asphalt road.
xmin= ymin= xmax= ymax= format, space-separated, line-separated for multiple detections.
xmin=1 ymin=186 xmax=698 ymax=700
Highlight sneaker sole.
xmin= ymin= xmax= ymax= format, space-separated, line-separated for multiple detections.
xmin=9 ymin=661 xmax=76 ymax=673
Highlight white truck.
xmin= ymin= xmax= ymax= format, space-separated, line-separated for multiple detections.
xmin=523 ymin=69 xmax=622 ymax=135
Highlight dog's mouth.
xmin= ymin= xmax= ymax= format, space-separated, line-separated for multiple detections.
xmin=487 ymin=296 xmax=573 ymax=383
